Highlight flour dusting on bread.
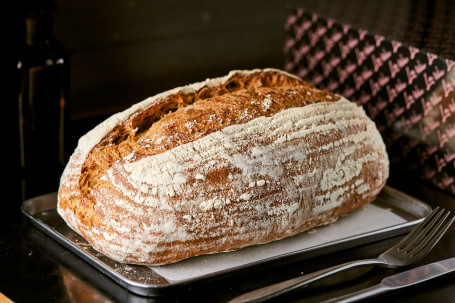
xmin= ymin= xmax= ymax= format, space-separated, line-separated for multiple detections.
xmin=57 ymin=68 xmax=389 ymax=265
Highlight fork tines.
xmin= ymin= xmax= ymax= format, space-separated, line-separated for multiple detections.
xmin=398 ymin=207 xmax=455 ymax=258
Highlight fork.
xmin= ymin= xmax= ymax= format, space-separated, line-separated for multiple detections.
xmin=228 ymin=207 xmax=455 ymax=303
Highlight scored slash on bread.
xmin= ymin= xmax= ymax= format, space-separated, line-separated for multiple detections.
xmin=57 ymin=68 xmax=389 ymax=265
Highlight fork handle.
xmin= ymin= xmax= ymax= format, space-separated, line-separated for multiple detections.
xmin=228 ymin=258 xmax=383 ymax=303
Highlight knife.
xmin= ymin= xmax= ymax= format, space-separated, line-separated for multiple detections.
xmin=321 ymin=256 xmax=455 ymax=303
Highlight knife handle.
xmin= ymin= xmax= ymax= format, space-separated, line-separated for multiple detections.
xmin=321 ymin=284 xmax=389 ymax=303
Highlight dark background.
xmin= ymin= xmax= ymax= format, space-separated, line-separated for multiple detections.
xmin=2 ymin=1 xmax=455 ymax=302
xmin=33 ymin=0 xmax=455 ymax=122
xmin=4 ymin=0 xmax=455 ymax=206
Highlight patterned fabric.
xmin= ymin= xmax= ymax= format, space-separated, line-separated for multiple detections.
xmin=284 ymin=9 xmax=455 ymax=196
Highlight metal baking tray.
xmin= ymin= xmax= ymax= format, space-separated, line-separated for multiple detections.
xmin=22 ymin=185 xmax=431 ymax=297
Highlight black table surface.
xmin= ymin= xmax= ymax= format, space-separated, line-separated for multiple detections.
xmin=1 ymin=173 xmax=455 ymax=303
xmin=4 ymin=1 xmax=455 ymax=300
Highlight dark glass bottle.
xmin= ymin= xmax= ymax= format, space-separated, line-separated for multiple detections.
xmin=17 ymin=0 xmax=70 ymax=200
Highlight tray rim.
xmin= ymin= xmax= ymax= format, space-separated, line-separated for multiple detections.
xmin=21 ymin=185 xmax=432 ymax=296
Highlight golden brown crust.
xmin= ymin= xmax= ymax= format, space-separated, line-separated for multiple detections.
xmin=60 ymin=70 xmax=336 ymax=231
xmin=57 ymin=68 xmax=389 ymax=265
xmin=82 ymin=70 xmax=335 ymax=201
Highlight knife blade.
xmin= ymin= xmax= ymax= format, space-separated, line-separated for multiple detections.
xmin=321 ymin=256 xmax=455 ymax=303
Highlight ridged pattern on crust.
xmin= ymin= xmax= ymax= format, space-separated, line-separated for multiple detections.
xmin=57 ymin=69 xmax=389 ymax=265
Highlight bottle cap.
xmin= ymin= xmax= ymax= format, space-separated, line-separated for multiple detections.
xmin=20 ymin=0 xmax=57 ymax=45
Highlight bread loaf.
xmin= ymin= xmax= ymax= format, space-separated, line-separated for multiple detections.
xmin=57 ymin=68 xmax=389 ymax=265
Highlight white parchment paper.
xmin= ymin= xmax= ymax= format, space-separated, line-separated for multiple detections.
xmin=151 ymin=203 xmax=406 ymax=282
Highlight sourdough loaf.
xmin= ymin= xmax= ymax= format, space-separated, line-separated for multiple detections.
xmin=57 ymin=68 xmax=389 ymax=265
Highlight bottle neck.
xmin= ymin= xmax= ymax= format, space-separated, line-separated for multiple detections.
xmin=25 ymin=14 xmax=53 ymax=46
